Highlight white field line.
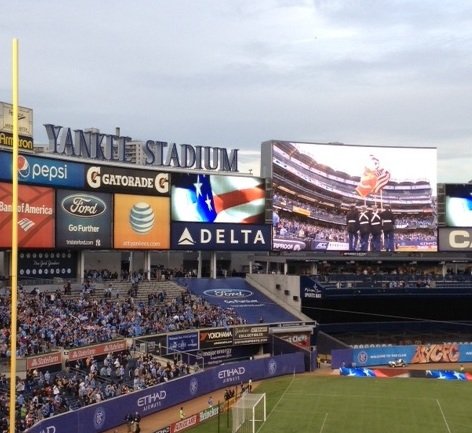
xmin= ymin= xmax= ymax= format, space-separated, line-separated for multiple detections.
xmin=285 ymin=391 xmax=434 ymax=401
xmin=436 ymin=399 xmax=452 ymax=433
xmin=256 ymin=375 xmax=296 ymax=433
xmin=319 ymin=413 xmax=328 ymax=433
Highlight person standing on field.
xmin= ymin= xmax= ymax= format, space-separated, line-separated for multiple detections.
xmin=380 ymin=205 xmax=395 ymax=252
xmin=346 ymin=204 xmax=359 ymax=251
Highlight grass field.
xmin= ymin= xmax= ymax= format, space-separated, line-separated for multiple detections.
xmin=189 ymin=373 xmax=472 ymax=433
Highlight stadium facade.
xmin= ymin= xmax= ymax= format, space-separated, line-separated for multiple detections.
xmin=2 ymin=106 xmax=472 ymax=321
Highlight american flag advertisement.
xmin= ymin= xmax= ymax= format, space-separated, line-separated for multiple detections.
xmin=171 ymin=173 xmax=266 ymax=224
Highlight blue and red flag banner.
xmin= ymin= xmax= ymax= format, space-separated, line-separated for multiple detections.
xmin=171 ymin=173 xmax=265 ymax=224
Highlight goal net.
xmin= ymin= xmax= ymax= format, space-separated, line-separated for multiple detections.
xmin=232 ymin=393 xmax=266 ymax=433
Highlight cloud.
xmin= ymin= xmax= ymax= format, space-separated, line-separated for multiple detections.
xmin=1 ymin=0 xmax=472 ymax=183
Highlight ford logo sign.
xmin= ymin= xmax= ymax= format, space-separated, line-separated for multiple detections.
xmin=62 ymin=194 xmax=106 ymax=217
xmin=203 ymin=289 xmax=253 ymax=298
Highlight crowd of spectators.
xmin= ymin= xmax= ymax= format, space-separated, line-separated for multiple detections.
xmin=0 ymin=348 xmax=198 ymax=432
xmin=0 ymin=280 xmax=245 ymax=359
xmin=0 ymin=277 xmax=248 ymax=432
xmin=313 ymin=263 xmax=472 ymax=291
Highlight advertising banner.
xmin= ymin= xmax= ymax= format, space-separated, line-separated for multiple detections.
xmin=0 ymin=151 xmax=85 ymax=188
xmin=114 ymin=194 xmax=170 ymax=249
xmin=171 ymin=172 xmax=266 ymax=224
xmin=85 ymin=165 xmax=169 ymax=196
xmin=18 ymin=250 xmax=77 ymax=279
xmin=264 ymin=140 xmax=438 ymax=252
xmin=459 ymin=343 xmax=472 ymax=363
xmin=0 ymin=132 xmax=33 ymax=150
xmin=166 ymin=332 xmax=199 ymax=354
xmin=178 ymin=278 xmax=297 ymax=324
xmin=438 ymin=227 xmax=472 ymax=251
xmin=67 ymin=340 xmax=127 ymax=361
xmin=352 ymin=342 xmax=461 ymax=367
xmin=0 ymin=183 xmax=55 ymax=248
xmin=233 ymin=325 xmax=269 ymax=346
xmin=199 ymin=328 xmax=233 ymax=349
xmin=276 ymin=332 xmax=311 ymax=349
xmin=56 ymin=189 xmax=113 ymax=249
xmin=300 ymin=276 xmax=323 ymax=300
xmin=26 ymin=352 xmax=62 ymax=370
xmin=198 ymin=346 xmax=257 ymax=367
xmin=26 ymin=352 xmax=305 ymax=433
xmin=0 ymin=101 xmax=33 ymax=137
xmin=171 ymin=222 xmax=271 ymax=251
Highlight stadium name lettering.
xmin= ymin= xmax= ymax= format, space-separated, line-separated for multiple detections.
xmin=44 ymin=124 xmax=239 ymax=172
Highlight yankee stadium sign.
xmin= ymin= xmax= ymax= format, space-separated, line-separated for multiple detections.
xmin=44 ymin=124 xmax=239 ymax=172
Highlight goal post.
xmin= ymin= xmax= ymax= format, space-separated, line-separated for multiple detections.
xmin=231 ymin=393 xmax=266 ymax=433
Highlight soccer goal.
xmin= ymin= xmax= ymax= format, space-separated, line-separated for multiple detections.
xmin=231 ymin=393 xmax=266 ymax=433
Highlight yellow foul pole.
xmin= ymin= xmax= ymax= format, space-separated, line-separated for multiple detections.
xmin=9 ymin=38 xmax=19 ymax=433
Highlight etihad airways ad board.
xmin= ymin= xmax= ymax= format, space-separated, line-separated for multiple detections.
xmin=0 ymin=150 xmax=270 ymax=251
xmin=261 ymin=140 xmax=438 ymax=253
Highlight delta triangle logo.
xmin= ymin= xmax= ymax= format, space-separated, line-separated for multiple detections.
xmin=178 ymin=228 xmax=195 ymax=245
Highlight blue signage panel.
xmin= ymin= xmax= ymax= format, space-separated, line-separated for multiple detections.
xmin=352 ymin=346 xmax=417 ymax=367
xmin=166 ymin=332 xmax=199 ymax=353
xmin=171 ymin=222 xmax=271 ymax=251
xmin=55 ymin=189 xmax=113 ymax=249
xmin=459 ymin=343 xmax=472 ymax=363
xmin=0 ymin=150 xmax=85 ymax=188
xmin=26 ymin=352 xmax=305 ymax=433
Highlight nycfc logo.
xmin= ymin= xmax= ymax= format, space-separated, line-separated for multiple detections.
xmin=357 ymin=351 xmax=368 ymax=364
xmin=93 ymin=406 xmax=106 ymax=429
xmin=268 ymin=359 xmax=277 ymax=376
xmin=189 ymin=377 xmax=199 ymax=395
xmin=18 ymin=155 xmax=30 ymax=178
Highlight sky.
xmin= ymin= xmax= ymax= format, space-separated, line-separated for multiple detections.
xmin=1 ymin=0 xmax=472 ymax=182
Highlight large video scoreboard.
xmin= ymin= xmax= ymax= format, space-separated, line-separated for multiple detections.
xmin=261 ymin=140 xmax=438 ymax=253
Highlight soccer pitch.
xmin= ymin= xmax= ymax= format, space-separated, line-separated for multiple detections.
xmin=189 ymin=373 xmax=472 ymax=433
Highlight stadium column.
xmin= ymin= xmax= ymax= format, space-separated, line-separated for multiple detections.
xmin=78 ymin=251 xmax=85 ymax=283
xmin=197 ymin=251 xmax=202 ymax=278
xmin=144 ymin=251 xmax=151 ymax=281
xmin=211 ymin=251 xmax=217 ymax=278
xmin=129 ymin=252 xmax=134 ymax=275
